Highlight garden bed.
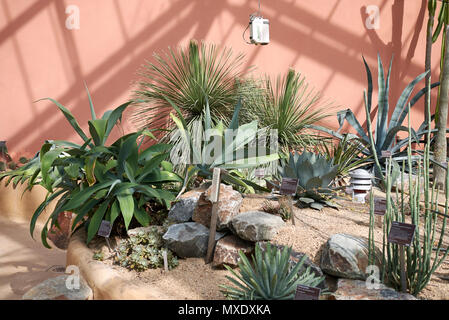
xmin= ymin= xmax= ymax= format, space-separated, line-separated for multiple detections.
xmin=66 ymin=191 xmax=449 ymax=300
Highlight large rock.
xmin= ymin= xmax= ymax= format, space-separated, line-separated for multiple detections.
xmin=22 ymin=275 xmax=93 ymax=300
xmin=168 ymin=189 xmax=203 ymax=223
xmin=258 ymin=242 xmax=326 ymax=289
xmin=231 ymin=211 xmax=285 ymax=242
xmin=329 ymin=279 xmax=417 ymax=300
xmin=320 ymin=233 xmax=381 ymax=280
xmin=394 ymin=173 xmax=424 ymax=193
xmin=47 ymin=211 xmax=73 ymax=250
xmin=162 ymin=222 xmax=226 ymax=258
xmin=212 ymin=235 xmax=254 ymax=268
xmin=193 ymin=184 xmax=243 ymax=231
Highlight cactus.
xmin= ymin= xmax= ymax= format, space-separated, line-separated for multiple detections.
xmin=367 ymin=85 xmax=449 ymax=294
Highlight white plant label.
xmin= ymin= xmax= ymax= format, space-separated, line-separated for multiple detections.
xmin=365 ymin=5 xmax=380 ymax=30
xmin=65 ymin=5 xmax=80 ymax=30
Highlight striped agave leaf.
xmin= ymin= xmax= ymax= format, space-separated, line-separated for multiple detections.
xmin=335 ymin=54 xmax=439 ymax=157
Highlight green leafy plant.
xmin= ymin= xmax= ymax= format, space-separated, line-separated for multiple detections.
xmin=277 ymin=151 xmax=339 ymax=210
xmin=247 ymin=69 xmax=332 ymax=154
xmin=0 ymin=88 xmax=182 ymax=248
xmin=114 ymin=227 xmax=178 ymax=272
xmin=220 ymin=243 xmax=325 ymax=300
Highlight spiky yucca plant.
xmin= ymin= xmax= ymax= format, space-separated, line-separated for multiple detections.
xmin=247 ymin=69 xmax=333 ymax=154
xmin=220 ymin=243 xmax=325 ymax=300
xmin=131 ymin=40 xmax=254 ymax=135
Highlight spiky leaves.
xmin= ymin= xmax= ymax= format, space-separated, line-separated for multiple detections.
xmin=220 ymin=243 xmax=325 ymax=300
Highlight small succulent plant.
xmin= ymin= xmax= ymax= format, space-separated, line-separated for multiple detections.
xmin=7 ymin=161 xmax=17 ymax=170
xmin=261 ymin=199 xmax=291 ymax=222
xmin=93 ymin=251 xmax=105 ymax=261
xmin=19 ymin=157 xmax=29 ymax=164
xmin=113 ymin=226 xmax=178 ymax=272
xmin=220 ymin=243 xmax=325 ymax=300
xmin=278 ymin=151 xmax=339 ymax=210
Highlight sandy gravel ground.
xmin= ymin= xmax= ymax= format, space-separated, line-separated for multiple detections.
xmin=2 ymin=188 xmax=449 ymax=300
xmin=0 ymin=216 xmax=66 ymax=299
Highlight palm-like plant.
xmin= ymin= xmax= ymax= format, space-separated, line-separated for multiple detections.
xmin=131 ymin=39 xmax=254 ymax=135
xmin=220 ymin=243 xmax=325 ymax=300
xmin=247 ymin=69 xmax=333 ymax=154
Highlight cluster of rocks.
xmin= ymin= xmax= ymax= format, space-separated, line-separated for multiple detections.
xmin=164 ymin=183 xmax=417 ymax=300
xmin=163 ymin=183 xmax=286 ymax=268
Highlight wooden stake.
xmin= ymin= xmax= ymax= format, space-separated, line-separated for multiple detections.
xmin=400 ymin=245 xmax=407 ymax=293
xmin=287 ymin=195 xmax=296 ymax=226
xmin=375 ymin=215 xmax=382 ymax=228
xmin=206 ymin=168 xmax=221 ymax=264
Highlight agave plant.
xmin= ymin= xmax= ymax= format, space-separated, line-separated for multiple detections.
xmin=246 ymin=68 xmax=333 ymax=155
xmin=168 ymin=95 xmax=279 ymax=194
xmin=220 ymin=243 xmax=325 ymax=300
xmin=315 ymin=55 xmax=439 ymax=170
xmin=277 ymin=151 xmax=339 ymax=210
xmin=131 ymin=39 xmax=256 ymax=138
xmin=0 ymin=88 xmax=182 ymax=248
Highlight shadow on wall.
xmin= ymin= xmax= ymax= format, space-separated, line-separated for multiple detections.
xmin=0 ymin=0 xmax=438 ymax=154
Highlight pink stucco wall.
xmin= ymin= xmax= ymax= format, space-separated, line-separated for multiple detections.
xmin=0 ymin=0 xmax=443 ymax=158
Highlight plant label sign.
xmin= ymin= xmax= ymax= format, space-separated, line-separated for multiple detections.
xmin=374 ymin=197 xmax=387 ymax=216
xmin=381 ymin=150 xmax=392 ymax=158
xmin=294 ymin=284 xmax=321 ymax=300
xmin=255 ymin=168 xmax=265 ymax=178
xmin=98 ymin=220 xmax=112 ymax=238
xmin=388 ymin=221 xmax=416 ymax=247
xmin=280 ymin=177 xmax=298 ymax=196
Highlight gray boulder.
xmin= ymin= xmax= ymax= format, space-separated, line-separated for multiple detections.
xmin=320 ymin=233 xmax=382 ymax=280
xmin=330 ymin=279 xmax=417 ymax=300
xmin=168 ymin=189 xmax=203 ymax=223
xmin=231 ymin=211 xmax=285 ymax=242
xmin=162 ymin=222 xmax=226 ymax=258
xmin=22 ymin=275 xmax=93 ymax=300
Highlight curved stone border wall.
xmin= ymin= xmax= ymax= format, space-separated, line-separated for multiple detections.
xmin=66 ymin=230 xmax=164 ymax=300
xmin=0 ymin=182 xmax=55 ymax=223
